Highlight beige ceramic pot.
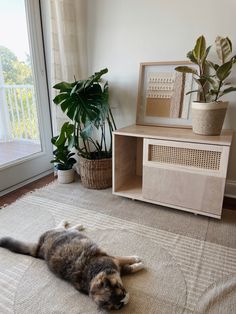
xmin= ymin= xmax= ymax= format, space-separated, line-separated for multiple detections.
xmin=57 ymin=168 xmax=74 ymax=184
xmin=191 ymin=101 xmax=228 ymax=136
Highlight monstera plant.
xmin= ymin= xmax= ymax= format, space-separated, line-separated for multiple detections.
xmin=175 ymin=35 xmax=236 ymax=135
xmin=53 ymin=68 xmax=116 ymax=189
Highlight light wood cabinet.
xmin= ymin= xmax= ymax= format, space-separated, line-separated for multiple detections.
xmin=112 ymin=125 xmax=233 ymax=219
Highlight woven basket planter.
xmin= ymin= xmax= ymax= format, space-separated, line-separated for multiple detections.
xmin=192 ymin=101 xmax=228 ymax=136
xmin=79 ymin=156 xmax=112 ymax=189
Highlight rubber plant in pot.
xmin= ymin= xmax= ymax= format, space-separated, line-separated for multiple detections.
xmin=53 ymin=68 xmax=116 ymax=189
xmin=175 ymin=35 xmax=236 ymax=135
xmin=51 ymin=122 xmax=76 ymax=184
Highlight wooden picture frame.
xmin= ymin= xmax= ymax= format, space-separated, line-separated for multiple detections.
xmin=136 ymin=61 xmax=198 ymax=128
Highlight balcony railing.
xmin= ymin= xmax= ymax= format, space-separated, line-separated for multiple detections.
xmin=0 ymin=84 xmax=40 ymax=142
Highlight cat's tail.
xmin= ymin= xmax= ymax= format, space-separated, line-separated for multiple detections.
xmin=0 ymin=237 xmax=38 ymax=257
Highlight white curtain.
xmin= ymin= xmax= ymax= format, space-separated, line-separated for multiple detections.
xmin=49 ymin=0 xmax=88 ymax=135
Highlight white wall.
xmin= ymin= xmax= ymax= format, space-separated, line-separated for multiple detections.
xmin=86 ymin=0 xmax=236 ymax=195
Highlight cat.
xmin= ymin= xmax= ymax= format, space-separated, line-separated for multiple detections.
xmin=0 ymin=220 xmax=144 ymax=311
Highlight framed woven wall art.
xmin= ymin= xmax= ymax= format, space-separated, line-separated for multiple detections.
xmin=136 ymin=61 xmax=198 ymax=127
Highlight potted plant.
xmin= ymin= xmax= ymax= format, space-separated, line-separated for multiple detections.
xmin=51 ymin=122 xmax=76 ymax=184
xmin=53 ymin=68 xmax=116 ymax=189
xmin=175 ymin=35 xmax=236 ymax=135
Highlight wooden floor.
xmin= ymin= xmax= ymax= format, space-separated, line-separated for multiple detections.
xmin=224 ymin=196 xmax=236 ymax=210
xmin=0 ymin=140 xmax=41 ymax=166
xmin=0 ymin=174 xmax=55 ymax=208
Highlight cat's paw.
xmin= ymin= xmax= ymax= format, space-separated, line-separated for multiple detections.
xmin=57 ymin=220 xmax=70 ymax=228
xmin=131 ymin=255 xmax=142 ymax=263
xmin=77 ymin=224 xmax=85 ymax=231
xmin=131 ymin=262 xmax=145 ymax=272
xmin=63 ymin=221 xmax=70 ymax=228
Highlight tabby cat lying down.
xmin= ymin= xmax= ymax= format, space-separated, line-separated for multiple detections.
xmin=0 ymin=221 xmax=144 ymax=311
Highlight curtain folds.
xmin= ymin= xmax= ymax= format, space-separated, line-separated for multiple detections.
xmin=49 ymin=0 xmax=87 ymax=134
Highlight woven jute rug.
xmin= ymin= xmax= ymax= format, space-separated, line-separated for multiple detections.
xmin=0 ymin=179 xmax=236 ymax=314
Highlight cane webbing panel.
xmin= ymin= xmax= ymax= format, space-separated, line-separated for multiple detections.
xmin=149 ymin=145 xmax=221 ymax=170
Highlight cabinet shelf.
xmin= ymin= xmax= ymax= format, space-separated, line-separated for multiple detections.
xmin=114 ymin=175 xmax=142 ymax=199
xmin=112 ymin=125 xmax=233 ymax=219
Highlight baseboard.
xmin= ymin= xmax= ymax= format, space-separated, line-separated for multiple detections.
xmin=225 ymin=180 xmax=236 ymax=199
xmin=0 ymin=169 xmax=53 ymax=197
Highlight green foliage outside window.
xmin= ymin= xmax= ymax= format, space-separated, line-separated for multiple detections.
xmin=0 ymin=46 xmax=38 ymax=140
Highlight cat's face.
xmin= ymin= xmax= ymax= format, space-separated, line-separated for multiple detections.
xmin=89 ymin=272 xmax=129 ymax=310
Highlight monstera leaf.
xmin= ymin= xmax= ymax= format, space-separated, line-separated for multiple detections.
xmin=53 ymin=69 xmax=109 ymax=126
xmin=52 ymin=68 xmax=116 ymax=159
xmin=53 ymin=81 xmax=76 ymax=93
xmin=51 ymin=122 xmax=75 ymax=150
xmin=84 ymin=68 xmax=108 ymax=89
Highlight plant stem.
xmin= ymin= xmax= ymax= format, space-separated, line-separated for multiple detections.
xmin=109 ymin=108 xmax=117 ymax=130
xmin=100 ymin=125 xmax=103 ymax=152
xmin=201 ymin=83 xmax=207 ymax=102
xmin=76 ymin=122 xmax=79 ymax=150
xmin=107 ymin=117 xmax=113 ymax=153
xmin=101 ymin=124 xmax=107 ymax=156
xmin=88 ymin=137 xmax=100 ymax=151
xmin=87 ymin=139 xmax=91 ymax=154
xmin=198 ymin=63 xmax=207 ymax=102
xmin=215 ymin=80 xmax=222 ymax=101
xmin=79 ymin=125 xmax=89 ymax=157
xmin=103 ymin=123 xmax=108 ymax=157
